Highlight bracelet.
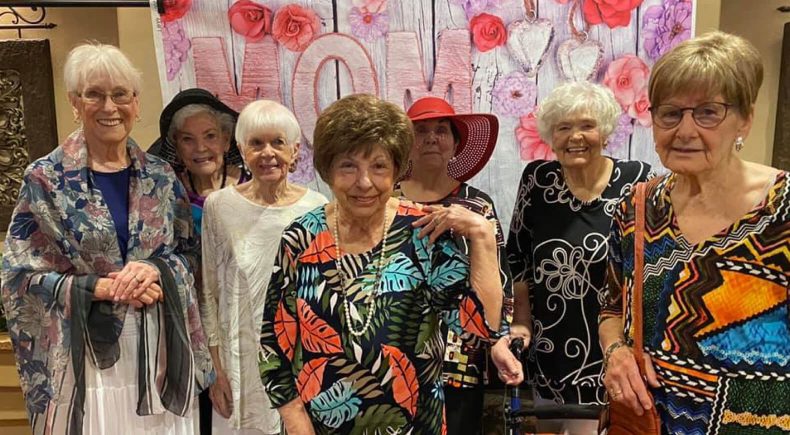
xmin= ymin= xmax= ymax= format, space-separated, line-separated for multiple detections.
xmin=603 ymin=340 xmax=628 ymax=371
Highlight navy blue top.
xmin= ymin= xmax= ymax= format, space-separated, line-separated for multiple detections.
xmin=92 ymin=168 xmax=131 ymax=261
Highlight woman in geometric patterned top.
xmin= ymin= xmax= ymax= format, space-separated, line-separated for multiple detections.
xmin=600 ymin=31 xmax=790 ymax=434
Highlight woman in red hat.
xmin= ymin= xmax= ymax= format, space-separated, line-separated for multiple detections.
xmin=398 ymin=96 xmax=522 ymax=435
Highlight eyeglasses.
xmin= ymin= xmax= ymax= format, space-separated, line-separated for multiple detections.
xmin=649 ymin=102 xmax=733 ymax=129
xmin=78 ymin=89 xmax=136 ymax=105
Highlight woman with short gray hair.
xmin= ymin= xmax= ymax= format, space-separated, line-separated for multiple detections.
xmin=200 ymin=99 xmax=326 ymax=434
xmin=506 ymin=81 xmax=652 ymax=434
xmin=2 ymin=42 xmax=212 ymax=434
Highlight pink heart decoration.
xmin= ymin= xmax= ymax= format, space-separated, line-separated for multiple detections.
xmin=556 ymin=38 xmax=604 ymax=82
xmin=506 ymin=19 xmax=554 ymax=77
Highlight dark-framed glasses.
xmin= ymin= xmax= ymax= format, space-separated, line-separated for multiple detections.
xmin=78 ymin=89 xmax=136 ymax=105
xmin=649 ymin=102 xmax=733 ymax=129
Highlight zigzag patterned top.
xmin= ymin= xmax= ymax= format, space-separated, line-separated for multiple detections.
xmin=601 ymin=172 xmax=790 ymax=435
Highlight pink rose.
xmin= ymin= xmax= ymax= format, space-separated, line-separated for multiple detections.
xmin=583 ymin=0 xmax=643 ymax=29
xmin=628 ymin=89 xmax=652 ymax=127
xmin=272 ymin=4 xmax=322 ymax=52
xmin=516 ymin=112 xmax=556 ymax=161
xmin=160 ymin=0 xmax=192 ymax=22
xmin=229 ymin=0 xmax=273 ymax=42
xmin=603 ymin=55 xmax=650 ymax=108
xmin=470 ymin=13 xmax=507 ymax=53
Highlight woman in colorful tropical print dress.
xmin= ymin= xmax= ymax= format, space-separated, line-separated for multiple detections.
xmin=397 ymin=96 xmax=521 ymax=435
xmin=507 ymin=82 xmax=652 ymax=434
xmin=1 ymin=43 xmax=212 ymax=434
xmin=259 ymin=94 xmax=504 ymax=434
xmin=600 ymin=32 xmax=790 ymax=434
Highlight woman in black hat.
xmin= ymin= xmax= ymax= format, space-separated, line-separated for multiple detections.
xmin=149 ymin=88 xmax=249 ymax=236
xmin=149 ymin=88 xmax=249 ymax=434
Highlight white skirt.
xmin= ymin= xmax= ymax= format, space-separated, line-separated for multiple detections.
xmin=82 ymin=308 xmax=198 ymax=434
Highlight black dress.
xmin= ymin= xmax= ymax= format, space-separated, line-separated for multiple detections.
xmin=506 ymin=158 xmax=652 ymax=404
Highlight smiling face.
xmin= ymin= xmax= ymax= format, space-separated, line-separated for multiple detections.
xmin=653 ymin=93 xmax=752 ymax=175
xmin=329 ymin=144 xmax=395 ymax=221
xmin=550 ymin=112 xmax=604 ymax=169
xmin=174 ymin=112 xmax=231 ymax=177
xmin=411 ymin=118 xmax=458 ymax=171
xmin=70 ymin=74 xmax=139 ymax=149
xmin=241 ymin=126 xmax=299 ymax=185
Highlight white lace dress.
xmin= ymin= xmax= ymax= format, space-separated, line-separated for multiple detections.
xmin=201 ymin=186 xmax=327 ymax=434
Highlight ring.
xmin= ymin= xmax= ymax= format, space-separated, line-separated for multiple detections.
xmin=132 ymin=276 xmax=140 ymax=282
xmin=611 ymin=390 xmax=622 ymax=397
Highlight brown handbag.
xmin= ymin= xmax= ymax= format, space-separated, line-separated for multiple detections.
xmin=600 ymin=180 xmax=662 ymax=435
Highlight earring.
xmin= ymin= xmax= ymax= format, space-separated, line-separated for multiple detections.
xmin=735 ymin=136 xmax=744 ymax=152
xmin=448 ymin=155 xmax=458 ymax=164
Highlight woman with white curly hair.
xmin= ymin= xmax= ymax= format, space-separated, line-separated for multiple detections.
xmin=505 ymin=82 xmax=652 ymax=434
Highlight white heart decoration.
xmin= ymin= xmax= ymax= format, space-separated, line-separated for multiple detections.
xmin=507 ymin=19 xmax=554 ymax=77
xmin=556 ymin=38 xmax=604 ymax=82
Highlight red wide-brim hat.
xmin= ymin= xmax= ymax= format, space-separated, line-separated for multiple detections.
xmin=406 ymin=96 xmax=499 ymax=183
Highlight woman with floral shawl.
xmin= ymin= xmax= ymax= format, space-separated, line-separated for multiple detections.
xmin=1 ymin=43 xmax=213 ymax=434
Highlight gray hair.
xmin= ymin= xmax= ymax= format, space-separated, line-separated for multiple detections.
xmin=536 ymin=82 xmax=621 ymax=144
xmin=168 ymin=104 xmax=236 ymax=145
xmin=235 ymin=99 xmax=301 ymax=148
xmin=63 ymin=42 xmax=142 ymax=95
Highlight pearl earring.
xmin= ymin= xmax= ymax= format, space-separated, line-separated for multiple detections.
xmin=734 ymin=136 xmax=744 ymax=152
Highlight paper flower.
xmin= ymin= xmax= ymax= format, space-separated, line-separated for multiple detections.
xmin=606 ymin=113 xmax=634 ymax=152
xmin=349 ymin=7 xmax=389 ymax=41
xmin=161 ymin=0 xmax=192 ymax=23
xmin=603 ymin=55 xmax=650 ymax=109
xmin=163 ymin=20 xmax=191 ymax=81
xmin=272 ymin=4 xmax=322 ymax=52
xmin=642 ymin=0 xmax=692 ymax=61
xmin=583 ymin=0 xmax=643 ymax=29
xmin=628 ymin=89 xmax=652 ymax=127
xmin=470 ymin=13 xmax=507 ymax=53
xmin=452 ymin=0 xmax=501 ymax=20
xmin=492 ymin=71 xmax=537 ymax=118
xmin=228 ymin=0 xmax=273 ymax=43
xmin=289 ymin=142 xmax=316 ymax=184
xmin=516 ymin=111 xmax=555 ymax=161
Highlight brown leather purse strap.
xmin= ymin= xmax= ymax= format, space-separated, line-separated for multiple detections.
xmin=632 ymin=181 xmax=647 ymax=372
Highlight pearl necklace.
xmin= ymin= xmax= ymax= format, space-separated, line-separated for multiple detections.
xmin=333 ymin=204 xmax=391 ymax=337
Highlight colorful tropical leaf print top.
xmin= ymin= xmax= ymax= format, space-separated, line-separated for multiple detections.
xmin=601 ymin=172 xmax=790 ymax=434
xmin=259 ymin=201 xmax=494 ymax=434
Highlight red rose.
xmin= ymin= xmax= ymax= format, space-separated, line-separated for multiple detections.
xmin=583 ymin=0 xmax=643 ymax=29
xmin=272 ymin=4 xmax=322 ymax=52
xmin=160 ymin=0 xmax=192 ymax=23
xmin=229 ymin=0 xmax=273 ymax=42
xmin=469 ymin=13 xmax=507 ymax=53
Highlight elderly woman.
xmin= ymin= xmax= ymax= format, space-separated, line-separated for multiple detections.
xmin=397 ymin=96 xmax=519 ymax=435
xmin=148 ymin=88 xmax=248 ymax=235
xmin=600 ymin=32 xmax=789 ymax=434
xmin=506 ymin=82 xmax=652 ymax=433
xmin=1 ymin=43 xmax=212 ymax=434
xmin=148 ymin=88 xmax=248 ymax=434
xmin=200 ymin=100 xmax=327 ymax=434
xmin=259 ymin=94 xmax=503 ymax=434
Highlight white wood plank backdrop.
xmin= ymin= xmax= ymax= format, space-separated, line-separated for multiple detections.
xmin=150 ymin=0 xmax=696 ymax=232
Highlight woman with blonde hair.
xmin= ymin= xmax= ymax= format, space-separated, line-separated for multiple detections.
xmin=2 ymin=43 xmax=212 ymax=434
xmin=600 ymin=31 xmax=790 ymax=434
xmin=201 ymin=100 xmax=326 ymax=434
